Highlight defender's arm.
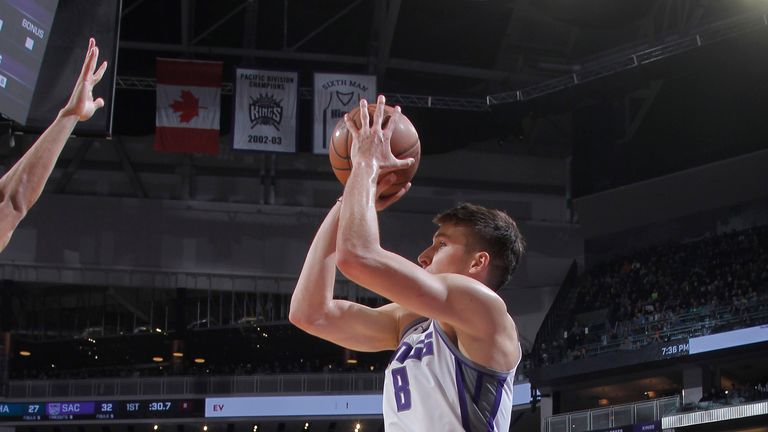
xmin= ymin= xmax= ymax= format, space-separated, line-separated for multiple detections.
xmin=0 ymin=38 xmax=107 ymax=252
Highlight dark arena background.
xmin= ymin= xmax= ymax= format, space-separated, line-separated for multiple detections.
xmin=0 ymin=1 xmax=767 ymax=431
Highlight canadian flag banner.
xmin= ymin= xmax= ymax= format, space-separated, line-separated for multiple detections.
xmin=155 ymin=58 xmax=223 ymax=154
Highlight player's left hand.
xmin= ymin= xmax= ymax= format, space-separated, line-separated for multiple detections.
xmin=375 ymin=173 xmax=410 ymax=211
xmin=345 ymin=95 xmax=415 ymax=175
xmin=60 ymin=38 xmax=108 ymax=121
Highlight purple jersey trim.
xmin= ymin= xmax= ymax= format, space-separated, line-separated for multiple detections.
xmin=454 ymin=357 xmax=471 ymax=431
xmin=486 ymin=376 xmax=508 ymax=431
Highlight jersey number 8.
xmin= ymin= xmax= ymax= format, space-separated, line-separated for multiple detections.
xmin=391 ymin=366 xmax=412 ymax=412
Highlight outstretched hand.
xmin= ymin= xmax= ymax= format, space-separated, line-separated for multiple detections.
xmin=60 ymin=38 xmax=108 ymax=121
xmin=344 ymin=95 xmax=415 ymax=175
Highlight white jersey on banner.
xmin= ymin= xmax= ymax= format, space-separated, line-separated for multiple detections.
xmin=312 ymin=73 xmax=376 ymax=154
xmin=383 ymin=319 xmax=519 ymax=432
xmin=233 ymin=68 xmax=298 ymax=152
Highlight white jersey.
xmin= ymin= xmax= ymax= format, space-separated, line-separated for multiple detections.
xmin=321 ymin=90 xmax=359 ymax=149
xmin=383 ymin=319 xmax=519 ymax=432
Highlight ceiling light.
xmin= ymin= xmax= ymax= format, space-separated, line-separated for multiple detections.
xmin=19 ymin=351 xmax=31 ymax=357
xmin=152 ymin=356 xmax=164 ymax=362
xmin=194 ymin=358 xmax=206 ymax=364
xmin=172 ymin=352 xmax=184 ymax=358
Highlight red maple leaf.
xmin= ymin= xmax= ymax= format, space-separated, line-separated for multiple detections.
xmin=169 ymin=90 xmax=200 ymax=123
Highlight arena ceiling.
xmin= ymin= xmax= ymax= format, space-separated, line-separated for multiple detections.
xmin=117 ymin=0 xmax=766 ymax=95
xmin=112 ymin=0 xmax=768 ymax=155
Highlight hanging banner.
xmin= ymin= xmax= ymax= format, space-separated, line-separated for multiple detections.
xmin=155 ymin=58 xmax=222 ymax=154
xmin=312 ymin=72 xmax=376 ymax=154
xmin=233 ymin=68 xmax=298 ymax=152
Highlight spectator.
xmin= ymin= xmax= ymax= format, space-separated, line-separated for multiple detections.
xmin=536 ymin=225 xmax=768 ymax=366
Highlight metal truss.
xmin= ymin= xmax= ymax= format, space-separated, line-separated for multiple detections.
xmin=118 ymin=11 xmax=767 ymax=110
xmin=381 ymin=94 xmax=489 ymax=111
xmin=489 ymin=12 xmax=768 ymax=103
xmin=116 ymin=76 xmax=492 ymax=111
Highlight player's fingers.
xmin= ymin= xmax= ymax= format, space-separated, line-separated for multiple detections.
xmin=80 ymin=39 xmax=96 ymax=80
xmin=343 ymin=114 xmax=359 ymax=136
xmin=359 ymin=99 xmax=370 ymax=132
xmin=379 ymin=183 xmax=410 ymax=209
xmin=393 ymin=157 xmax=415 ymax=170
xmin=93 ymin=98 xmax=105 ymax=110
xmin=394 ymin=182 xmax=412 ymax=199
xmin=88 ymin=46 xmax=99 ymax=76
xmin=377 ymin=173 xmax=398 ymax=191
xmin=391 ymin=182 xmax=411 ymax=200
xmin=373 ymin=95 xmax=386 ymax=130
xmin=93 ymin=61 xmax=108 ymax=85
xmin=383 ymin=106 xmax=400 ymax=140
xmin=380 ymin=158 xmax=414 ymax=175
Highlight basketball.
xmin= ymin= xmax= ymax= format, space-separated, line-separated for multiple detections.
xmin=329 ymin=104 xmax=421 ymax=197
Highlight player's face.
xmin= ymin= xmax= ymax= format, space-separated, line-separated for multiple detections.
xmin=417 ymin=224 xmax=475 ymax=275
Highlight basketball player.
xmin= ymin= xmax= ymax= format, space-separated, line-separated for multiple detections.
xmin=0 ymin=38 xmax=107 ymax=253
xmin=290 ymin=96 xmax=525 ymax=431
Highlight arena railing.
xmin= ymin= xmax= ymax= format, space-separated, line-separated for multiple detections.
xmin=546 ymin=396 xmax=680 ymax=432
xmin=4 ymin=373 xmax=386 ymax=400
xmin=581 ymin=307 xmax=768 ymax=356
xmin=542 ymin=303 xmax=768 ymax=365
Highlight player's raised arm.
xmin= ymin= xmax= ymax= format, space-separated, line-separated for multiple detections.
xmin=0 ymin=38 xmax=107 ymax=252
xmin=289 ymin=179 xmax=409 ymax=352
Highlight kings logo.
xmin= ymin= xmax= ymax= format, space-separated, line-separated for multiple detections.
xmin=249 ymin=93 xmax=283 ymax=131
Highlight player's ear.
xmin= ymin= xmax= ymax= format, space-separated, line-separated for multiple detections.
xmin=468 ymin=251 xmax=490 ymax=274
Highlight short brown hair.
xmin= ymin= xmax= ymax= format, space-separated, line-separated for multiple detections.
xmin=434 ymin=203 xmax=525 ymax=290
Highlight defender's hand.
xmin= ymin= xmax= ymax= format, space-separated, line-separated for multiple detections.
xmin=60 ymin=38 xmax=108 ymax=121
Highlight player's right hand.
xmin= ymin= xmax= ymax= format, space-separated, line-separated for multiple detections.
xmin=345 ymin=96 xmax=415 ymax=176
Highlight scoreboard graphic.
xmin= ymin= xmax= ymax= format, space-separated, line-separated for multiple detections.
xmin=0 ymin=0 xmax=58 ymax=123
xmin=0 ymin=385 xmax=536 ymax=424
xmin=0 ymin=399 xmax=203 ymax=422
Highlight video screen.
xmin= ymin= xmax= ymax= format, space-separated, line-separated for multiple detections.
xmin=24 ymin=0 xmax=120 ymax=136
xmin=0 ymin=0 xmax=58 ymax=124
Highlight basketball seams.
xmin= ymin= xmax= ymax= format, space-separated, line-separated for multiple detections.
xmin=394 ymin=140 xmax=420 ymax=158
xmin=331 ymin=127 xmax=351 ymax=161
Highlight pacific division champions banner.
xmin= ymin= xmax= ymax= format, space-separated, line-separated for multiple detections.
xmin=233 ymin=68 xmax=298 ymax=152
xmin=312 ymin=72 xmax=376 ymax=154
